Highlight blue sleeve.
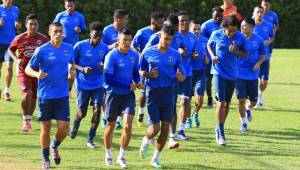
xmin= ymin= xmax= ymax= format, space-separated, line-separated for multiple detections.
xmin=269 ymin=25 xmax=274 ymax=38
xmin=103 ymin=53 xmax=114 ymax=74
xmin=132 ymin=31 xmax=141 ymax=48
xmin=80 ymin=14 xmax=87 ymax=31
xmin=69 ymin=48 xmax=75 ymax=64
xmin=101 ymin=29 xmax=109 ymax=45
xmin=74 ymin=43 xmax=80 ymax=64
xmin=258 ymin=38 xmax=266 ymax=55
xmin=133 ymin=54 xmax=140 ymax=83
xmin=139 ymin=52 xmax=148 ymax=72
xmin=104 ymin=73 xmax=130 ymax=89
xmin=102 ymin=44 xmax=109 ymax=63
xmin=16 ymin=7 xmax=20 ymax=20
xmin=53 ymin=13 xmax=60 ymax=23
xmin=207 ymin=32 xmax=216 ymax=48
xmin=175 ymin=53 xmax=185 ymax=76
xmin=29 ymin=48 xmax=41 ymax=69
xmin=146 ymin=34 xmax=159 ymax=47
xmin=240 ymin=35 xmax=248 ymax=52
xmin=274 ymin=12 xmax=279 ymax=26
xmin=200 ymin=24 xmax=208 ymax=38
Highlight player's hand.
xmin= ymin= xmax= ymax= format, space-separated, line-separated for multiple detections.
xmin=69 ymin=66 xmax=76 ymax=79
xmin=99 ymin=63 xmax=104 ymax=72
xmin=252 ymin=63 xmax=260 ymax=71
xmin=192 ymin=51 xmax=199 ymax=58
xmin=176 ymin=69 xmax=185 ymax=82
xmin=130 ymin=83 xmax=137 ymax=91
xmin=17 ymin=59 xmax=25 ymax=66
xmin=229 ymin=41 xmax=238 ymax=53
xmin=135 ymin=82 xmax=145 ymax=89
xmin=179 ymin=48 xmax=186 ymax=57
xmin=83 ymin=67 xmax=92 ymax=74
xmin=150 ymin=67 xmax=159 ymax=78
xmin=74 ymin=26 xmax=81 ymax=33
xmin=15 ymin=21 xmax=22 ymax=30
xmin=0 ymin=18 xmax=4 ymax=26
xmin=37 ymin=71 xmax=48 ymax=79
xmin=212 ymin=55 xmax=219 ymax=63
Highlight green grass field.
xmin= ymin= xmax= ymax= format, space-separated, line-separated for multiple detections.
xmin=0 ymin=49 xmax=300 ymax=170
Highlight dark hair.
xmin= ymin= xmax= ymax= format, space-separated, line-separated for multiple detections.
xmin=212 ymin=6 xmax=224 ymax=13
xmin=169 ymin=9 xmax=179 ymax=16
xmin=89 ymin=21 xmax=103 ymax=31
xmin=161 ymin=24 xmax=175 ymax=36
xmin=114 ymin=9 xmax=128 ymax=18
xmin=261 ymin=0 xmax=270 ymax=3
xmin=177 ymin=10 xmax=187 ymax=17
xmin=151 ymin=11 xmax=164 ymax=20
xmin=190 ymin=19 xmax=201 ymax=25
xmin=64 ymin=0 xmax=75 ymax=2
xmin=49 ymin=22 xmax=63 ymax=29
xmin=254 ymin=5 xmax=264 ymax=11
xmin=243 ymin=17 xmax=255 ymax=27
xmin=25 ymin=14 xmax=38 ymax=23
xmin=166 ymin=14 xmax=179 ymax=26
xmin=119 ymin=27 xmax=131 ymax=35
xmin=222 ymin=15 xmax=240 ymax=28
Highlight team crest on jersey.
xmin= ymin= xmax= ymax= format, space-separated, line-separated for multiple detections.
xmin=252 ymin=41 xmax=258 ymax=47
xmin=130 ymin=56 xmax=135 ymax=63
xmin=168 ymin=56 xmax=173 ymax=63
xmin=36 ymin=40 xmax=43 ymax=45
xmin=99 ymin=50 xmax=104 ymax=56
xmin=176 ymin=38 xmax=180 ymax=44
xmin=269 ymin=16 xmax=274 ymax=21
xmin=64 ymin=50 xmax=69 ymax=56
xmin=190 ymin=37 xmax=195 ymax=43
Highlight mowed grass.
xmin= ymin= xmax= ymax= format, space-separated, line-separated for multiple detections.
xmin=0 ymin=49 xmax=300 ymax=170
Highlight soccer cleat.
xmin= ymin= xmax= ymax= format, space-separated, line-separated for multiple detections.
xmin=246 ymin=110 xmax=252 ymax=122
xmin=192 ymin=113 xmax=200 ymax=128
xmin=218 ymin=136 xmax=227 ymax=146
xmin=240 ymin=123 xmax=248 ymax=132
xmin=137 ymin=114 xmax=144 ymax=127
xmin=51 ymin=148 xmax=61 ymax=165
xmin=139 ymin=142 xmax=149 ymax=159
xmin=117 ymin=157 xmax=128 ymax=169
xmin=115 ymin=121 xmax=122 ymax=130
xmin=168 ymin=140 xmax=180 ymax=149
xmin=207 ymin=97 xmax=213 ymax=108
xmin=101 ymin=118 xmax=107 ymax=128
xmin=42 ymin=160 xmax=50 ymax=170
xmin=86 ymin=141 xmax=97 ymax=149
xmin=4 ymin=92 xmax=11 ymax=101
xmin=105 ymin=156 xmax=113 ymax=166
xmin=69 ymin=126 xmax=78 ymax=139
xmin=185 ymin=118 xmax=192 ymax=129
xmin=215 ymin=128 xmax=220 ymax=144
xmin=22 ymin=120 xmax=32 ymax=132
xmin=151 ymin=158 xmax=161 ymax=168
xmin=177 ymin=130 xmax=189 ymax=141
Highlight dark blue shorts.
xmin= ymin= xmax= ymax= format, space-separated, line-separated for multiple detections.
xmin=77 ymin=88 xmax=104 ymax=110
xmin=260 ymin=60 xmax=270 ymax=81
xmin=178 ymin=76 xmax=192 ymax=99
xmin=37 ymin=97 xmax=70 ymax=121
xmin=235 ymin=78 xmax=258 ymax=102
xmin=172 ymin=78 xmax=179 ymax=105
xmin=104 ymin=92 xmax=135 ymax=122
xmin=146 ymin=86 xmax=173 ymax=124
xmin=192 ymin=70 xmax=207 ymax=96
xmin=213 ymin=75 xmax=235 ymax=103
xmin=0 ymin=44 xmax=10 ymax=63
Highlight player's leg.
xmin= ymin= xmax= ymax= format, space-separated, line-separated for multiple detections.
xmin=4 ymin=48 xmax=13 ymax=101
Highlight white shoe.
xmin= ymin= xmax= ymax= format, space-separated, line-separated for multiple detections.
xmin=117 ymin=157 xmax=128 ymax=169
xmin=217 ymin=136 xmax=226 ymax=146
xmin=168 ymin=140 xmax=180 ymax=149
xmin=151 ymin=158 xmax=161 ymax=168
xmin=105 ymin=156 xmax=113 ymax=166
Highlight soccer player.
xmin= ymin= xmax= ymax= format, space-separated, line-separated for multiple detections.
xmin=69 ymin=21 xmax=109 ymax=148
xmin=103 ymin=28 xmax=142 ymax=168
xmin=176 ymin=11 xmax=195 ymax=140
xmin=102 ymin=9 xmax=129 ymax=129
xmin=53 ymin=0 xmax=87 ymax=98
xmin=8 ymin=14 xmax=48 ymax=132
xmin=261 ymin=0 xmax=279 ymax=34
xmin=139 ymin=24 xmax=185 ymax=168
xmin=201 ymin=6 xmax=223 ymax=108
xmin=132 ymin=11 xmax=164 ymax=126
xmin=0 ymin=0 xmax=21 ymax=101
xmin=237 ymin=17 xmax=266 ymax=132
xmin=207 ymin=15 xmax=248 ymax=146
xmin=188 ymin=19 xmax=209 ymax=128
xmin=252 ymin=6 xmax=274 ymax=107
xmin=25 ymin=22 xmax=75 ymax=169
xmin=221 ymin=0 xmax=243 ymax=22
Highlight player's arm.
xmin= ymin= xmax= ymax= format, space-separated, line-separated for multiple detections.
xmin=15 ymin=20 xmax=22 ymax=30
xmin=7 ymin=38 xmax=21 ymax=64
xmin=139 ymin=52 xmax=158 ymax=79
xmin=229 ymin=40 xmax=248 ymax=58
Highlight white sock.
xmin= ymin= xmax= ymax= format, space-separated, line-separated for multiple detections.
xmin=142 ymin=136 xmax=149 ymax=145
xmin=105 ymin=148 xmax=112 ymax=158
xmin=117 ymin=116 xmax=122 ymax=123
xmin=4 ymin=87 xmax=10 ymax=93
xmin=23 ymin=115 xmax=32 ymax=120
xmin=193 ymin=112 xmax=198 ymax=115
xmin=240 ymin=117 xmax=247 ymax=124
xmin=118 ymin=148 xmax=125 ymax=159
xmin=139 ymin=107 xmax=145 ymax=114
xmin=258 ymin=90 xmax=262 ymax=98
xmin=179 ymin=123 xmax=185 ymax=131
xmin=169 ymin=133 xmax=176 ymax=142
xmin=152 ymin=149 xmax=160 ymax=160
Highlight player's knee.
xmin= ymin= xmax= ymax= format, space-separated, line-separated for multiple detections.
xmin=77 ymin=109 xmax=87 ymax=119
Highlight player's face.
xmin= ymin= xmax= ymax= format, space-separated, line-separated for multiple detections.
xmin=159 ymin=32 xmax=173 ymax=49
xmin=90 ymin=30 xmax=101 ymax=45
xmin=261 ymin=2 xmax=271 ymax=13
xmin=189 ymin=23 xmax=201 ymax=36
xmin=118 ymin=15 xmax=129 ymax=27
xmin=253 ymin=7 xmax=264 ymax=21
xmin=224 ymin=25 xmax=238 ymax=39
xmin=241 ymin=21 xmax=252 ymax=35
xmin=213 ymin=11 xmax=223 ymax=24
xmin=118 ymin=33 xmax=132 ymax=51
xmin=65 ymin=1 xmax=75 ymax=13
xmin=26 ymin=19 xmax=39 ymax=34
xmin=2 ymin=0 xmax=12 ymax=7
xmin=152 ymin=18 xmax=165 ymax=31
xmin=178 ymin=15 xmax=189 ymax=32
xmin=49 ymin=25 xmax=63 ymax=42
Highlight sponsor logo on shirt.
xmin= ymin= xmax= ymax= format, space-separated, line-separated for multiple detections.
xmin=36 ymin=40 xmax=43 ymax=45
xmin=168 ymin=56 xmax=173 ymax=63
xmin=85 ymin=50 xmax=92 ymax=57
xmin=263 ymin=27 xmax=268 ymax=32
xmin=130 ymin=56 xmax=135 ymax=63
xmin=48 ymin=52 xmax=56 ymax=60
xmin=64 ymin=50 xmax=69 ymax=56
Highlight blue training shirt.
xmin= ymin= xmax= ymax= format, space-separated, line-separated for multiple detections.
xmin=139 ymin=45 xmax=184 ymax=89
xmin=132 ymin=26 xmax=155 ymax=52
xmin=208 ymin=29 xmax=247 ymax=80
xmin=253 ymin=20 xmax=274 ymax=60
xmin=74 ymin=39 xmax=109 ymax=90
xmin=54 ymin=11 xmax=87 ymax=46
xmin=102 ymin=24 xmax=122 ymax=46
xmin=181 ymin=32 xmax=197 ymax=76
xmin=200 ymin=19 xmax=222 ymax=40
xmin=264 ymin=10 xmax=279 ymax=29
xmin=146 ymin=31 xmax=184 ymax=51
xmin=103 ymin=48 xmax=139 ymax=94
xmin=0 ymin=4 xmax=19 ymax=45
xmin=29 ymin=42 xmax=75 ymax=99
xmin=237 ymin=33 xmax=266 ymax=80
xmin=192 ymin=35 xmax=207 ymax=71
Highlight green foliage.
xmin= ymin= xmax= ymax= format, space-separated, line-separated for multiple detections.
xmin=14 ymin=0 xmax=300 ymax=48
